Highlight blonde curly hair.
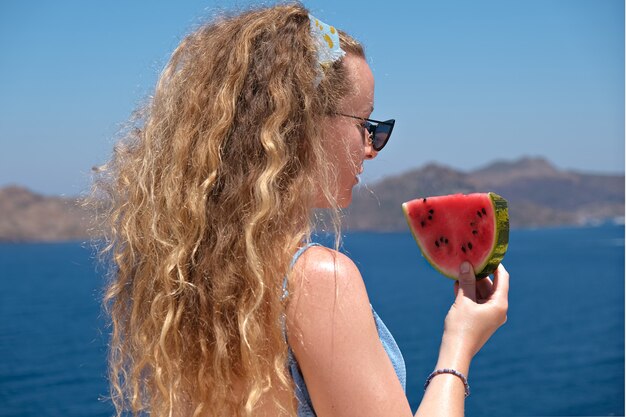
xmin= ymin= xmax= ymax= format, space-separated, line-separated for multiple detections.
xmin=91 ymin=3 xmax=364 ymax=416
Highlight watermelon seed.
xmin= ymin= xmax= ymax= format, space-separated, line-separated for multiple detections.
xmin=429 ymin=209 xmax=434 ymax=214
xmin=461 ymin=245 xmax=467 ymax=253
xmin=439 ymin=236 xmax=444 ymax=242
xmin=477 ymin=211 xmax=482 ymax=218
xmin=435 ymin=240 xmax=440 ymax=247
xmin=472 ymin=230 xmax=478 ymax=235
xmin=423 ymin=198 xmax=427 ymax=203
xmin=444 ymin=238 xmax=449 ymax=244
xmin=428 ymin=215 xmax=433 ymax=220
xmin=420 ymin=221 xmax=425 ymax=227
xmin=468 ymin=242 xmax=473 ymax=250
xmin=481 ymin=207 xmax=487 ymax=215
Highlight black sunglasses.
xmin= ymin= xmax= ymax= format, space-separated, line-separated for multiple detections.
xmin=336 ymin=113 xmax=395 ymax=151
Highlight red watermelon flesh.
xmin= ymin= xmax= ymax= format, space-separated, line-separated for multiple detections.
xmin=402 ymin=192 xmax=509 ymax=280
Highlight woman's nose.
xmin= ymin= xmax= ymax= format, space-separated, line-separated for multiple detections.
xmin=364 ymin=133 xmax=378 ymax=160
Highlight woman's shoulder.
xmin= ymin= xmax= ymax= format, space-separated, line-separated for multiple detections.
xmin=289 ymin=245 xmax=370 ymax=306
xmin=285 ymin=244 xmax=374 ymax=344
xmin=295 ymin=244 xmax=361 ymax=272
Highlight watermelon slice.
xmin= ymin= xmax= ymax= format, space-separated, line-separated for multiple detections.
xmin=402 ymin=192 xmax=509 ymax=280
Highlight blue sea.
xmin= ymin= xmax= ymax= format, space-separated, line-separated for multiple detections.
xmin=0 ymin=225 xmax=623 ymax=416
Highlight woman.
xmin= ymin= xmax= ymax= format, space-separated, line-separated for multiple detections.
xmin=94 ymin=3 xmax=509 ymax=417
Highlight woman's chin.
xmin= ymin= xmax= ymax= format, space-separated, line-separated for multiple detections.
xmin=311 ymin=182 xmax=357 ymax=209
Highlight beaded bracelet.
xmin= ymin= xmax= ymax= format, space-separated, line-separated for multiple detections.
xmin=424 ymin=368 xmax=470 ymax=398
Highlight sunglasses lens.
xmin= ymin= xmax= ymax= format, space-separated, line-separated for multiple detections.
xmin=372 ymin=120 xmax=394 ymax=151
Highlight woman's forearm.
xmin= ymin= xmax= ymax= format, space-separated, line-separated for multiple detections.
xmin=414 ymin=338 xmax=472 ymax=417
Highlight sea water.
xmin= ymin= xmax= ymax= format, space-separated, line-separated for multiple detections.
xmin=0 ymin=225 xmax=623 ymax=416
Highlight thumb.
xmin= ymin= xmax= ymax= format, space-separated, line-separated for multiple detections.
xmin=456 ymin=261 xmax=476 ymax=302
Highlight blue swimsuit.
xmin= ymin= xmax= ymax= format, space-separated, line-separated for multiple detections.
xmin=282 ymin=243 xmax=406 ymax=416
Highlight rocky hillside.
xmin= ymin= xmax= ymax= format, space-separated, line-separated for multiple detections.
xmin=345 ymin=157 xmax=624 ymax=231
xmin=0 ymin=157 xmax=623 ymax=241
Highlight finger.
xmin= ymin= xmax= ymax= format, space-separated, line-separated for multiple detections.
xmin=476 ymin=277 xmax=494 ymax=300
xmin=456 ymin=261 xmax=476 ymax=302
xmin=492 ymin=264 xmax=510 ymax=300
xmin=454 ymin=281 xmax=459 ymax=298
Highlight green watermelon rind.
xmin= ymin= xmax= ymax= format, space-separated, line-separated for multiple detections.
xmin=401 ymin=192 xmax=509 ymax=280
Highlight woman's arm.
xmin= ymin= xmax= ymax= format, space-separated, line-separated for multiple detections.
xmin=286 ymin=247 xmax=509 ymax=417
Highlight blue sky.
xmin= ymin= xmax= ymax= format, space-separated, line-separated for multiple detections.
xmin=0 ymin=0 xmax=623 ymax=196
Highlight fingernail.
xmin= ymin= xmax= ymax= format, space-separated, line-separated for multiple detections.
xmin=460 ymin=262 xmax=470 ymax=274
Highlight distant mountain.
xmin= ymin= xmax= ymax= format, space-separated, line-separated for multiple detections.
xmin=0 ymin=186 xmax=91 ymax=242
xmin=0 ymin=157 xmax=623 ymax=241
xmin=345 ymin=157 xmax=624 ymax=231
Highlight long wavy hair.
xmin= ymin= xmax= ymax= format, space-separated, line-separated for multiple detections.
xmin=91 ymin=3 xmax=364 ymax=416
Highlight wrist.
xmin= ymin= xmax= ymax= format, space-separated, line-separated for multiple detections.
xmin=434 ymin=358 xmax=470 ymax=378
xmin=436 ymin=335 xmax=472 ymax=376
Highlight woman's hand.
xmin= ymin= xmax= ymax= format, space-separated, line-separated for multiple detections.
xmin=440 ymin=263 xmax=510 ymax=369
